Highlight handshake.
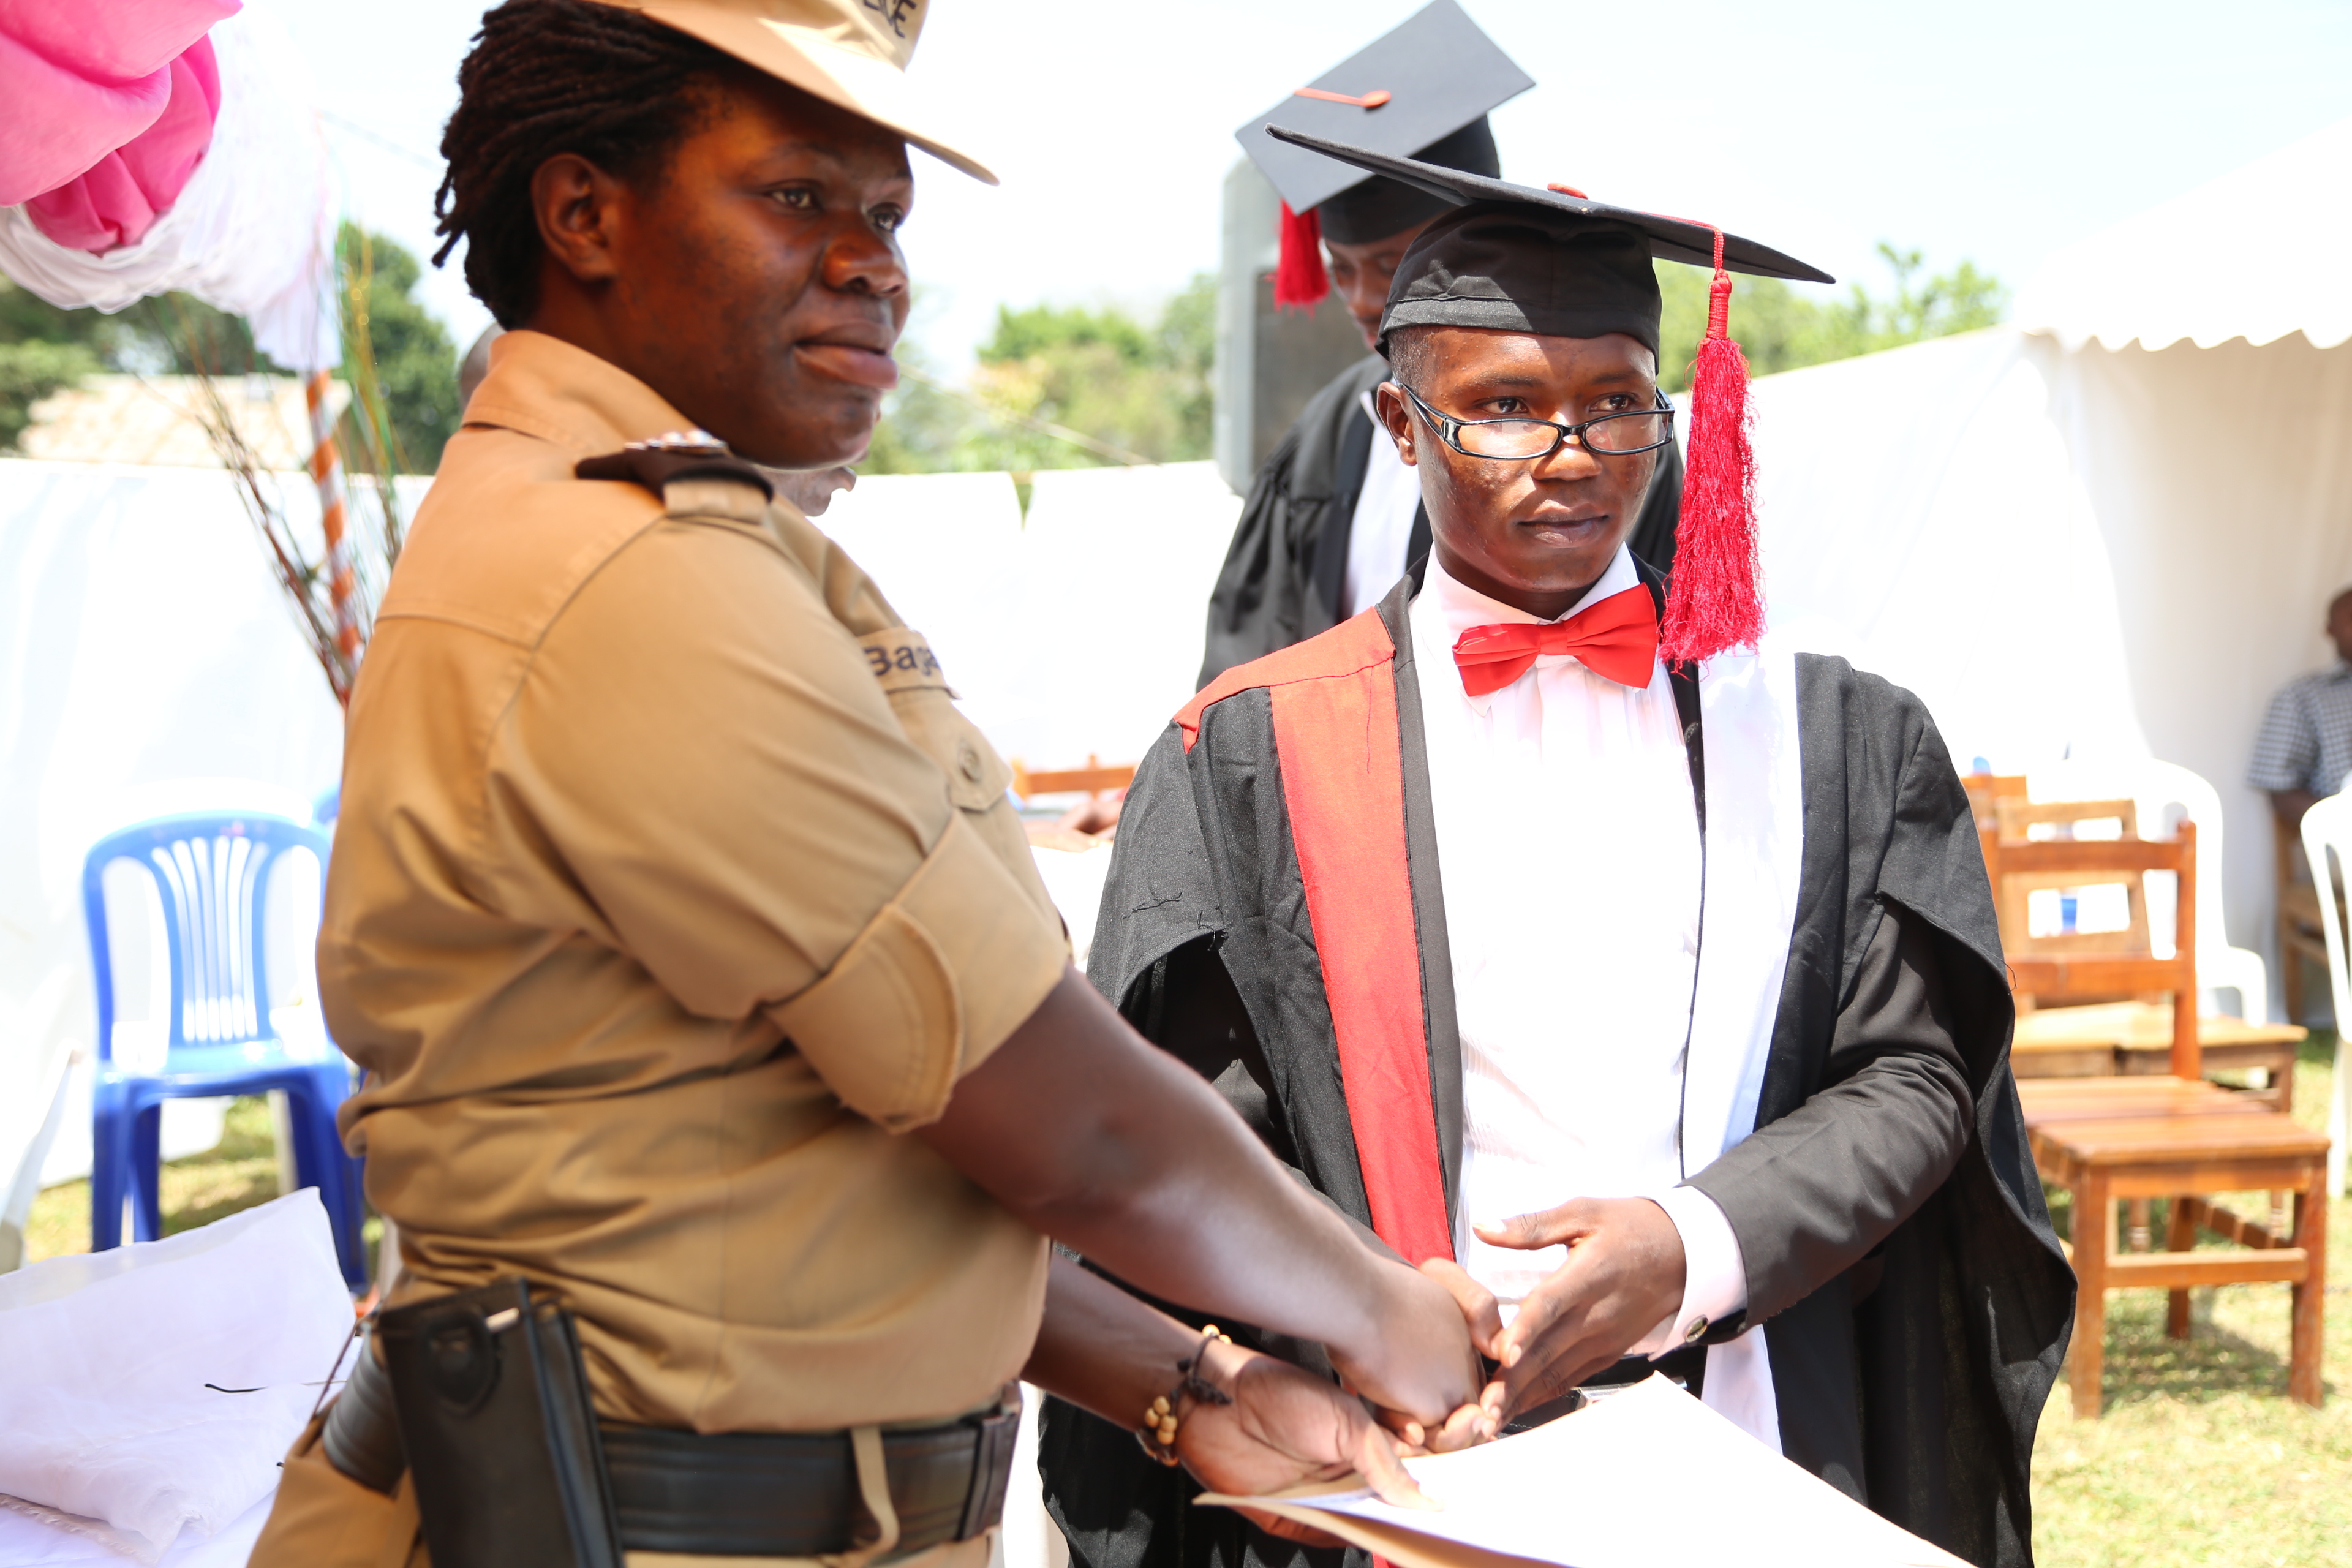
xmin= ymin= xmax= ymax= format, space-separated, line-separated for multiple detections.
xmin=1069 ymin=1194 xmax=1690 ymax=1529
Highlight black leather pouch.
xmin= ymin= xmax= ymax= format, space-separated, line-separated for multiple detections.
xmin=376 ymin=1278 xmax=624 ymax=1568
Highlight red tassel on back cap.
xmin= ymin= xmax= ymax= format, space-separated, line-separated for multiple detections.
xmin=1660 ymin=227 xmax=1765 ymax=666
xmin=1274 ymin=202 xmax=1328 ymax=311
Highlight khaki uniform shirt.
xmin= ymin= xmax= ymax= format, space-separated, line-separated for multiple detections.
xmin=317 ymin=329 xmax=1066 ymax=1434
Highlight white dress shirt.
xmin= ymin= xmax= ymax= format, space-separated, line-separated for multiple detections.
xmin=1341 ymin=393 xmax=1424 ymax=619
xmin=1408 ymin=546 xmax=1748 ymax=1354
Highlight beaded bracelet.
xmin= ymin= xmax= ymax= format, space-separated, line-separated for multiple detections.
xmin=1134 ymin=1325 xmax=1234 ymax=1466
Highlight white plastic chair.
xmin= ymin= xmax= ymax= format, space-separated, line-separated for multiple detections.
xmin=2028 ymin=757 xmax=2269 ymax=1022
xmin=2297 ymin=791 xmax=2352 ymax=1197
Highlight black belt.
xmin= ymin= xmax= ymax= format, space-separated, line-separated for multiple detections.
xmin=324 ymin=1346 xmax=1019 ymax=1557
xmin=1499 ymin=1343 xmax=1709 ymax=1435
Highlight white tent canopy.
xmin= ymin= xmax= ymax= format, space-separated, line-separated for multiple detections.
xmin=1752 ymin=111 xmax=2352 ymax=1008
xmin=2013 ymin=113 xmax=2352 ymax=353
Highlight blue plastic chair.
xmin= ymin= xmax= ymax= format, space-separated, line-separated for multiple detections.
xmin=81 ymin=810 xmax=368 ymax=1287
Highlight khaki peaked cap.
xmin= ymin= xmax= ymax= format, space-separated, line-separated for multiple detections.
xmin=590 ymin=0 xmax=996 ymax=182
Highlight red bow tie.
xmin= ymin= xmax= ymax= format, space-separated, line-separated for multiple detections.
xmin=1452 ymin=586 xmax=1659 ymax=696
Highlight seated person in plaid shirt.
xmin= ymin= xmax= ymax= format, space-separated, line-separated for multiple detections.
xmin=2250 ymin=586 xmax=2352 ymax=827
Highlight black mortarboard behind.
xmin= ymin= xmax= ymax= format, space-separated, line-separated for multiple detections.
xmin=1234 ymin=0 xmax=1532 ymax=308
xmin=1264 ymin=125 xmax=1834 ymax=290
xmin=1265 ymin=124 xmax=1840 ymax=671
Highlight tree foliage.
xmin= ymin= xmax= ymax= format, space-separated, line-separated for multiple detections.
xmin=863 ymin=274 xmax=1216 ymax=475
xmin=336 ymin=224 xmax=459 ymax=472
xmin=865 ymin=246 xmax=2000 ymax=477
xmin=0 ymin=227 xmax=457 ymax=470
xmin=0 ymin=337 xmax=102 ymax=451
xmin=1656 ymin=242 xmax=2005 ymax=392
xmin=0 ymin=276 xmax=125 ymax=451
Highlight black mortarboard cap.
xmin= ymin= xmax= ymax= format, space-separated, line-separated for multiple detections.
xmin=1235 ymin=0 xmax=1531 ymax=235
xmin=1264 ymin=126 xmax=1836 ymax=285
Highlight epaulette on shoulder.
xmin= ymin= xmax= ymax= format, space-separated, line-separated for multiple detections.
xmin=575 ymin=429 xmax=774 ymax=501
xmin=1175 ymin=608 xmax=1395 ymax=752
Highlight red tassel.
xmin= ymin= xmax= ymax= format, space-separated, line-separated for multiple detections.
xmin=1660 ymin=228 xmax=1765 ymax=666
xmin=1274 ymin=201 xmax=1328 ymax=311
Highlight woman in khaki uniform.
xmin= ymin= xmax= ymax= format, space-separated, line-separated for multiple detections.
xmin=250 ymin=2 xmax=1487 ymax=1564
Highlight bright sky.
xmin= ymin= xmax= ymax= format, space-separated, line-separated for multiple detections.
xmin=287 ymin=0 xmax=2352 ymax=369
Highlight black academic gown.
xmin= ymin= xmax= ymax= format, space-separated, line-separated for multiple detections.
xmin=1197 ymin=356 xmax=1688 ymax=687
xmin=1044 ymin=565 xmax=2075 ymax=1568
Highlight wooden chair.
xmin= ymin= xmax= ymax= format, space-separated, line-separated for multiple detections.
xmin=2010 ymin=1002 xmax=2305 ymax=1112
xmin=2026 ymin=756 xmax=2271 ymax=1023
xmin=1995 ymin=794 xmax=2139 ymax=843
xmin=1989 ymin=796 xmax=2148 ymax=973
xmin=1992 ymin=790 xmax=2307 ymax=1108
xmin=1986 ymin=814 xmax=2201 ymax=1084
xmin=1008 ymin=755 xmax=1136 ymax=805
xmin=1010 ymin=755 xmax=1137 ymax=851
xmin=1989 ymin=822 xmax=2331 ymax=1415
xmin=1962 ymin=769 xmax=2028 ymax=835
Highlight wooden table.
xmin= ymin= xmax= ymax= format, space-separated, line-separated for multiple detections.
xmin=2012 ymin=1002 xmax=2306 ymax=1110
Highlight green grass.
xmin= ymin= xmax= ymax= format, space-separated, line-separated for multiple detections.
xmin=26 ymin=1095 xmax=285 ymax=1262
xmin=21 ymin=1045 xmax=2352 ymax=1564
xmin=25 ymin=1096 xmax=388 ymax=1272
xmin=2032 ymin=1033 xmax=2352 ymax=1566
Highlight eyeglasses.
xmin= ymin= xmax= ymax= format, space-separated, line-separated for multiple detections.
xmin=1396 ymin=382 xmax=1676 ymax=461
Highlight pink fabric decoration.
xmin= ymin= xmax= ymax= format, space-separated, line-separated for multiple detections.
xmin=0 ymin=0 xmax=238 ymax=208
xmin=25 ymin=38 xmax=222 ymax=252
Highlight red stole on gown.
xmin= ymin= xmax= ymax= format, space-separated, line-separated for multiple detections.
xmin=1178 ymin=611 xmax=1455 ymax=1267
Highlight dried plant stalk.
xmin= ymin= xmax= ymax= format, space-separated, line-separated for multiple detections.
xmin=176 ymin=352 xmax=358 ymax=704
xmin=158 ymin=242 xmax=421 ymax=712
xmin=339 ymin=230 xmax=408 ymax=575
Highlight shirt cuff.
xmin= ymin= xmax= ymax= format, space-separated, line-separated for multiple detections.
xmin=767 ymin=812 xmax=1068 ymax=1133
xmin=1634 ymin=1185 xmax=1750 ymax=1357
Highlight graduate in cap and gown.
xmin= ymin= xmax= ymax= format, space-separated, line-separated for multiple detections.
xmin=1199 ymin=1 xmax=1686 ymax=687
xmin=1044 ymin=131 xmax=2075 ymax=1568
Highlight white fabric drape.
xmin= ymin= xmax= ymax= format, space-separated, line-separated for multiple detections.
xmin=1747 ymin=327 xmax=2147 ymax=772
xmin=1744 ymin=324 xmax=2352 ymax=1004
xmin=821 ymin=462 xmax=1242 ymax=773
xmin=0 ymin=1191 xmax=352 ymax=1559
xmin=0 ymin=460 xmax=368 ymax=1262
xmin=0 ymin=0 xmax=337 ymax=370
xmin=2030 ymin=331 xmax=2352 ymax=978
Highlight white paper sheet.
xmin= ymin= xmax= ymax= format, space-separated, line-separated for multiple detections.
xmin=1205 ymin=1376 xmax=1966 ymax=1568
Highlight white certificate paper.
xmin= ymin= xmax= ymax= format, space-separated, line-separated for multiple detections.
xmin=1199 ymin=1375 xmax=1969 ymax=1568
